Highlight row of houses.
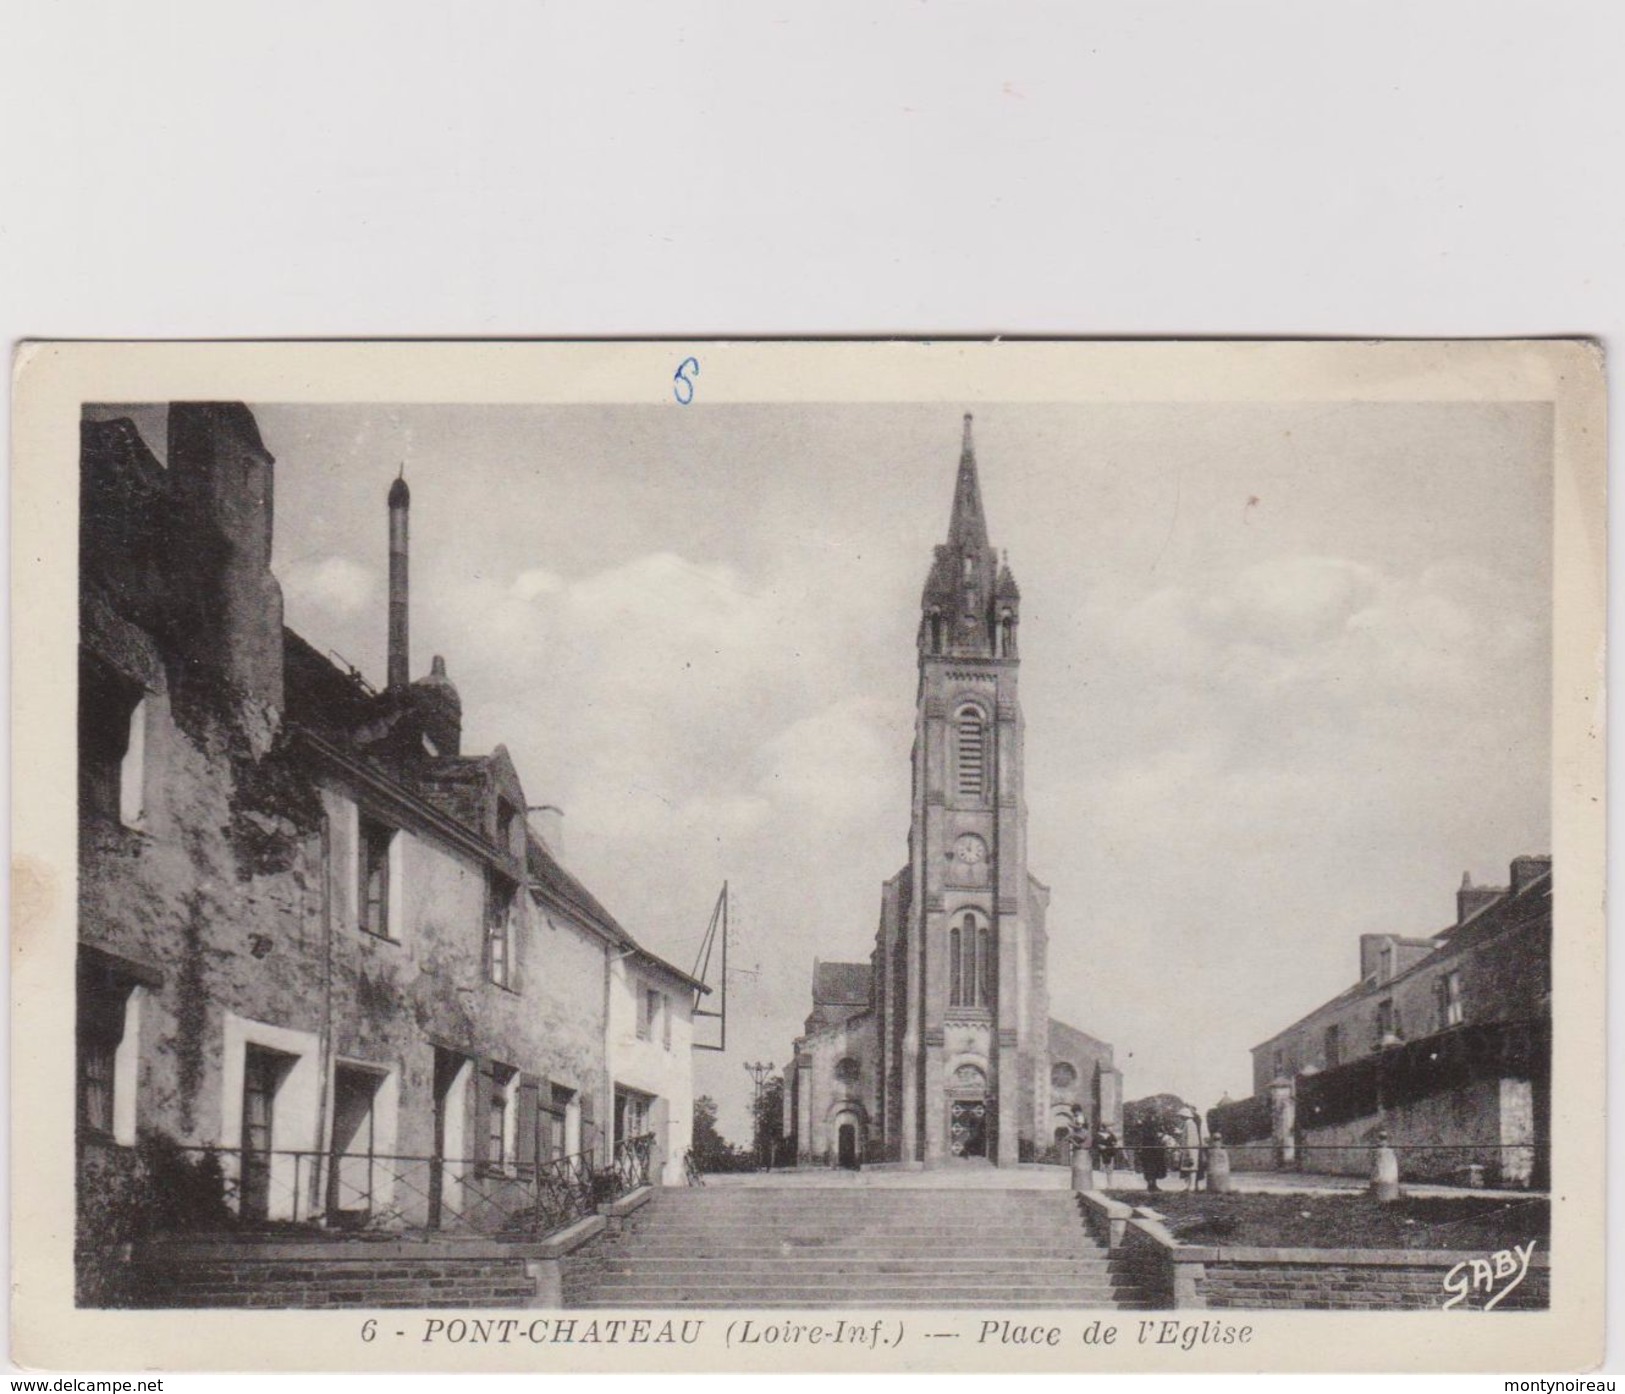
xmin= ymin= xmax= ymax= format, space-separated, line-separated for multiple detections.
xmin=1212 ymin=855 xmax=1551 ymax=1187
xmin=77 ymin=403 xmax=700 ymax=1294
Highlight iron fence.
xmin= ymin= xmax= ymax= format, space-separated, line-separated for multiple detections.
xmin=165 ymin=1134 xmax=656 ymax=1238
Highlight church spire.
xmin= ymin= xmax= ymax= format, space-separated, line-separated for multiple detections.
xmin=920 ymin=413 xmax=1018 ymax=660
xmin=946 ymin=413 xmax=990 ymax=551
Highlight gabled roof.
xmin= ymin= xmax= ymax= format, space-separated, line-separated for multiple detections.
xmin=812 ymin=960 xmax=872 ymax=1005
xmin=1251 ymin=860 xmax=1553 ymax=1054
xmin=526 ymin=832 xmax=707 ymax=993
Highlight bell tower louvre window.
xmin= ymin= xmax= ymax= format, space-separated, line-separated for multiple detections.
xmin=956 ymin=708 xmax=986 ymax=800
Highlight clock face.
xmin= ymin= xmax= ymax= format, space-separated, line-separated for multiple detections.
xmin=953 ymin=834 xmax=987 ymax=865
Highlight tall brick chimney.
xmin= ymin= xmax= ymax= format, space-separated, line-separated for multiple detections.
xmin=388 ymin=469 xmax=410 ymax=690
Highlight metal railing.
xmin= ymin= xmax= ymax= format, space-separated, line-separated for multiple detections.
xmin=164 ymin=1135 xmax=657 ymax=1238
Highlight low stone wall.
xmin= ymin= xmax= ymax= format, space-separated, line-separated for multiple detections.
xmin=1198 ymin=1250 xmax=1549 ymax=1311
xmin=130 ymin=1188 xmax=654 ymax=1310
xmin=132 ymin=1237 xmax=542 ymax=1308
xmin=1074 ymin=1192 xmax=1549 ymax=1312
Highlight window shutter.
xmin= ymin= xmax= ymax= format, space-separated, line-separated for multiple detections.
xmin=516 ymin=1075 xmax=539 ymax=1172
xmin=474 ymin=1058 xmax=495 ymax=1163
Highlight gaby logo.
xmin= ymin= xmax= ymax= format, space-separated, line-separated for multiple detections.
xmin=1442 ymin=1240 xmax=1538 ymax=1310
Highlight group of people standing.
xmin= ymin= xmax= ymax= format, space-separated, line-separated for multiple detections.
xmin=1067 ymin=1103 xmax=1206 ymax=1193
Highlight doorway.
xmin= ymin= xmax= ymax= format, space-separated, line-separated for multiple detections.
xmin=429 ymin=1048 xmax=468 ymax=1229
xmin=949 ymin=1098 xmax=988 ymax=1160
xmin=837 ymin=1121 xmax=859 ymax=1169
xmin=240 ymin=1045 xmax=293 ymax=1221
xmin=326 ymin=1065 xmax=383 ymax=1228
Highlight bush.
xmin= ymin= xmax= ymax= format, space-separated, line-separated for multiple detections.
xmin=76 ymin=1132 xmax=234 ymax=1307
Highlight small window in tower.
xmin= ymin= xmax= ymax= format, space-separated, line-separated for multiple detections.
xmin=79 ymin=653 xmax=146 ymax=827
xmin=949 ymin=925 xmax=963 ymax=1006
xmin=956 ymin=709 xmax=986 ymax=799
xmin=976 ymin=924 xmax=990 ymax=1006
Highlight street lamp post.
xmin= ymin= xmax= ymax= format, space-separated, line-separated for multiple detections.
xmin=744 ymin=1061 xmax=775 ymax=1172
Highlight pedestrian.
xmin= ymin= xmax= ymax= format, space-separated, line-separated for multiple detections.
xmin=1094 ymin=1120 xmax=1120 ymax=1186
xmin=1136 ymin=1117 xmax=1169 ymax=1193
xmin=1177 ymin=1104 xmax=1203 ymax=1193
xmin=1068 ymin=1106 xmax=1091 ymax=1175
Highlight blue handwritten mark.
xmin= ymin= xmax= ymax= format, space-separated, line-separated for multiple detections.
xmin=673 ymin=356 xmax=700 ymax=405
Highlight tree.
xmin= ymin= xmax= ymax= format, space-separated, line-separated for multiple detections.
xmin=752 ymin=1077 xmax=785 ymax=1169
xmin=691 ymin=1094 xmax=731 ymax=1169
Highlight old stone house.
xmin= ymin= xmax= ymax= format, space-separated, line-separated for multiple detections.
xmin=1212 ymin=856 xmax=1551 ymax=1185
xmin=783 ymin=417 xmax=1121 ymax=1168
xmin=77 ymin=403 xmax=699 ymax=1282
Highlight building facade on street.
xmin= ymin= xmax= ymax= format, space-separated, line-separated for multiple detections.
xmin=784 ymin=417 xmax=1120 ymax=1168
xmin=1211 ymin=856 xmax=1551 ymax=1186
xmin=77 ymin=404 xmax=700 ymax=1297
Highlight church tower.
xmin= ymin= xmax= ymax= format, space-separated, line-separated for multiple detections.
xmin=898 ymin=414 xmax=1047 ymax=1165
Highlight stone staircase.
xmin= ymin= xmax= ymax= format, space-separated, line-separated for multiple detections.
xmin=566 ymin=1184 xmax=1147 ymax=1308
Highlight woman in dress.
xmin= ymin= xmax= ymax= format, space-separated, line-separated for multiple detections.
xmin=1135 ymin=1116 xmax=1169 ymax=1193
xmin=1177 ymin=1104 xmax=1204 ymax=1192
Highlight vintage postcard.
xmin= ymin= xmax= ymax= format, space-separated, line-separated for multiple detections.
xmin=10 ymin=340 xmax=1606 ymax=1373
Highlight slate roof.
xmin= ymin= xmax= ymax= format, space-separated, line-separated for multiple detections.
xmin=812 ymin=960 xmax=872 ymax=1006
xmin=1251 ymin=860 xmax=1552 ymax=1052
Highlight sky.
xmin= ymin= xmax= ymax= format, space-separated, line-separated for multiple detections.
xmin=142 ymin=400 xmax=1552 ymax=1143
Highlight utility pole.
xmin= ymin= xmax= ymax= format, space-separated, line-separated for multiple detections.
xmin=743 ymin=1060 xmax=775 ymax=1172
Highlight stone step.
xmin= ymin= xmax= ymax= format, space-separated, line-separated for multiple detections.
xmin=581 ymin=1267 xmax=1118 ymax=1273
xmin=588 ymin=1254 xmax=1118 ymax=1267
xmin=609 ymin=1233 xmax=1103 ymax=1246
xmin=571 ymin=1287 xmax=1139 ymax=1305
xmin=585 ymin=1260 xmax=1118 ymax=1276
xmin=596 ymin=1250 xmax=1105 ymax=1264
xmin=572 ymin=1293 xmax=1157 ymax=1306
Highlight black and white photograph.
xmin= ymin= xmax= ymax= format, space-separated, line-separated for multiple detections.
xmin=10 ymin=340 xmax=1605 ymax=1373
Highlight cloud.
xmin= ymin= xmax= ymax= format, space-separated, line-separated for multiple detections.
xmin=282 ymin=556 xmax=376 ymax=618
xmin=511 ymin=567 xmax=564 ymax=601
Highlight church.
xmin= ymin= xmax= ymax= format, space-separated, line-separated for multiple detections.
xmin=784 ymin=417 xmax=1122 ymax=1168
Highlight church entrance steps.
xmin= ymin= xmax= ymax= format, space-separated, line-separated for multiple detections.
xmin=564 ymin=1186 xmax=1146 ymax=1310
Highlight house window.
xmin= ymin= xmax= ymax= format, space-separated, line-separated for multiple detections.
xmin=80 ymin=1036 xmax=117 ymax=1135
xmin=79 ymin=654 xmax=146 ymax=827
xmin=1272 ymin=1048 xmax=1285 ymax=1080
xmin=637 ymin=987 xmax=662 ymax=1043
xmin=1324 ymin=1023 xmax=1341 ymax=1070
xmin=1376 ymin=998 xmax=1398 ymax=1045
xmin=615 ymin=1087 xmax=651 ymax=1143
xmin=661 ymin=993 xmax=672 ymax=1050
xmin=955 ymin=708 xmax=986 ymax=799
xmin=544 ymin=1085 xmax=575 ymax=1161
xmin=1439 ymin=970 xmax=1464 ymax=1028
xmin=487 ymin=873 xmax=517 ymax=988
xmin=483 ymin=1061 xmax=518 ymax=1169
xmin=358 ymin=817 xmax=396 ymax=939
xmin=78 ymin=955 xmax=146 ymax=1144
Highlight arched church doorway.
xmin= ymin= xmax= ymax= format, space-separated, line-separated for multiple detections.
xmin=948 ymin=1062 xmax=990 ymax=1161
xmin=837 ymin=1122 xmax=859 ymax=1169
